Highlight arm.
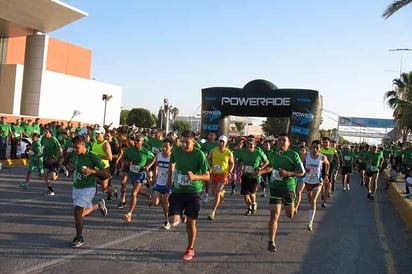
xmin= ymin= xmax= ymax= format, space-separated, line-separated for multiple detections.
xmin=102 ymin=141 xmax=113 ymax=161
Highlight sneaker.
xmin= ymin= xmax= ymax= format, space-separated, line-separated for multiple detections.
xmin=321 ymin=202 xmax=326 ymax=208
xmin=343 ymin=187 xmax=347 ymax=191
xmin=245 ymin=208 xmax=252 ymax=216
xmin=117 ymin=201 xmax=126 ymax=209
xmin=20 ymin=182 xmax=29 ymax=189
xmin=208 ymin=212 xmax=215 ymax=220
xmin=122 ymin=214 xmax=132 ymax=222
xmin=251 ymin=203 xmax=257 ymax=214
xmin=346 ymin=185 xmax=350 ymax=191
xmin=106 ymin=193 xmax=113 ymax=201
xmin=182 ymin=248 xmax=195 ymax=261
xmin=230 ymin=190 xmax=235 ymax=195
xmin=307 ymin=222 xmax=313 ymax=231
xmin=98 ymin=198 xmax=108 ymax=216
xmin=261 ymin=193 xmax=267 ymax=198
xmin=163 ymin=221 xmax=171 ymax=230
xmin=70 ymin=235 xmax=84 ymax=248
xmin=367 ymin=193 xmax=371 ymax=199
xmin=113 ymin=187 xmax=119 ymax=199
xmin=45 ymin=190 xmax=55 ymax=196
xmin=369 ymin=194 xmax=375 ymax=201
xmin=267 ymin=241 xmax=277 ymax=252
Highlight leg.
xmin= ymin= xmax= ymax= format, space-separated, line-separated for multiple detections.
xmin=128 ymin=182 xmax=142 ymax=215
xmin=268 ymin=203 xmax=282 ymax=242
xmin=186 ymin=218 xmax=197 ymax=249
xmin=294 ymin=182 xmax=305 ymax=214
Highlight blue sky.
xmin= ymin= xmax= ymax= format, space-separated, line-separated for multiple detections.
xmin=54 ymin=0 xmax=412 ymax=130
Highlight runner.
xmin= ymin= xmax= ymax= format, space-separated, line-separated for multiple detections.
xmin=304 ymin=140 xmax=329 ymax=231
xmin=167 ymin=130 xmax=210 ymax=261
xmin=237 ymin=137 xmax=269 ymax=216
xmin=320 ymin=137 xmax=340 ymax=208
xmin=67 ymin=135 xmax=108 ymax=248
xmin=20 ymin=133 xmax=44 ymax=189
xmin=201 ymin=132 xmax=218 ymax=202
xmin=259 ymin=133 xmax=305 ymax=252
xmin=340 ymin=144 xmax=356 ymax=191
xmin=294 ymin=145 xmax=307 ymax=215
xmin=119 ymin=134 xmax=155 ymax=222
xmin=365 ymin=144 xmax=383 ymax=201
xmin=207 ymin=135 xmax=234 ymax=220
xmin=41 ymin=128 xmax=63 ymax=196
xmin=149 ymin=139 xmax=174 ymax=229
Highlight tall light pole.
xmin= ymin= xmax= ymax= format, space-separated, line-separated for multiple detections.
xmin=102 ymin=94 xmax=112 ymax=127
xmin=164 ymin=98 xmax=170 ymax=134
xmin=389 ymin=48 xmax=412 ymax=75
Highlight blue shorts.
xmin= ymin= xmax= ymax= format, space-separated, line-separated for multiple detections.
xmin=128 ymin=172 xmax=146 ymax=185
xmin=153 ymin=184 xmax=172 ymax=194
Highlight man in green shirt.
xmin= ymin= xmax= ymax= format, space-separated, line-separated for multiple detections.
xmin=259 ymin=133 xmax=305 ymax=252
xmin=365 ymin=145 xmax=384 ymax=200
xmin=20 ymin=133 xmax=44 ymax=189
xmin=41 ymin=128 xmax=63 ymax=195
xmin=340 ymin=144 xmax=356 ymax=191
xmin=67 ymin=135 xmax=108 ymax=248
xmin=10 ymin=119 xmax=23 ymax=159
xmin=167 ymin=130 xmax=210 ymax=261
xmin=0 ymin=116 xmax=12 ymax=160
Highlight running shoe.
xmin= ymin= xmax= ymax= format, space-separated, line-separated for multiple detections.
xmin=98 ymin=198 xmax=108 ymax=216
xmin=70 ymin=235 xmax=84 ymax=248
xmin=267 ymin=241 xmax=277 ymax=252
xmin=122 ymin=214 xmax=132 ymax=222
xmin=44 ymin=190 xmax=55 ymax=196
xmin=261 ymin=193 xmax=267 ymax=198
xmin=117 ymin=201 xmax=126 ymax=209
xmin=113 ymin=187 xmax=119 ymax=199
xmin=343 ymin=187 xmax=347 ymax=191
xmin=106 ymin=193 xmax=113 ymax=201
xmin=163 ymin=221 xmax=171 ymax=230
xmin=20 ymin=182 xmax=28 ymax=189
xmin=307 ymin=222 xmax=313 ymax=231
xmin=182 ymin=248 xmax=195 ymax=261
xmin=208 ymin=212 xmax=215 ymax=220
xmin=347 ymin=184 xmax=350 ymax=191
xmin=321 ymin=202 xmax=327 ymax=208
xmin=245 ymin=208 xmax=252 ymax=216
xmin=230 ymin=190 xmax=235 ymax=195
xmin=251 ymin=203 xmax=257 ymax=215
xmin=367 ymin=193 xmax=371 ymax=199
xmin=369 ymin=194 xmax=375 ymax=201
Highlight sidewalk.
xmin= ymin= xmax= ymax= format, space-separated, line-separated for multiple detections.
xmin=387 ymin=178 xmax=412 ymax=230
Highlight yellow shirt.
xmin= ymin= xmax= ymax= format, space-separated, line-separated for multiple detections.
xmin=92 ymin=140 xmax=110 ymax=168
xmin=210 ymin=147 xmax=231 ymax=174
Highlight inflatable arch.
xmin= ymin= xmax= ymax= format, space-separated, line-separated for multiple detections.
xmin=201 ymin=79 xmax=323 ymax=144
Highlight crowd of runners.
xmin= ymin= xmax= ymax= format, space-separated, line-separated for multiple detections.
xmin=2 ymin=115 xmax=412 ymax=260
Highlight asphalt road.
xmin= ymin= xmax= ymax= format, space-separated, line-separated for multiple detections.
xmin=0 ymin=166 xmax=411 ymax=274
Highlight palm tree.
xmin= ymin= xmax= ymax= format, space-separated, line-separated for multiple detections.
xmin=384 ymin=72 xmax=412 ymax=143
xmin=170 ymin=107 xmax=180 ymax=120
xmin=382 ymin=0 xmax=412 ymax=19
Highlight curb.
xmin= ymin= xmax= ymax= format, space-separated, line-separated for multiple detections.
xmin=0 ymin=159 xmax=28 ymax=168
xmin=387 ymin=182 xmax=412 ymax=230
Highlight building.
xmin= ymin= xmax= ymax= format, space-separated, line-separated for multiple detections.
xmin=0 ymin=0 xmax=122 ymax=127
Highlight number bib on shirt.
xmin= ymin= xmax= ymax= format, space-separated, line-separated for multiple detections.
xmin=244 ymin=165 xmax=255 ymax=173
xmin=130 ymin=165 xmax=141 ymax=173
xmin=272 ymin=169 xmax=282 ymax=181
xmin=307 ymin=171 xmax=320 ymax=182
xmin=344 ymin=156 xmax=351 ymax=161
xmin=176 ymin=174 xmax=191 ymax=186
xmin=213 ymin=165 xmax=223 ymax=172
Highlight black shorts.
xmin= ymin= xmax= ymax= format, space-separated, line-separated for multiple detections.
xmin=366 ymin=170 xmax=379 ymax=177
xmin=341 ymin=166 xmax=352 ymax=175
xmin=359 ymin=163 xmax=367 ymax=171
xmin=240 ymin=175 xmax=259 ymax=195
xmin=43 ymin=161 xmax=60 ymax=172
xmin=269 ymin=188 xmax=296 ymax=206
xmin=96 ymin=167 xmax=110 ymax=180
xmin=168 ymin=192 xmax=202 ymax=220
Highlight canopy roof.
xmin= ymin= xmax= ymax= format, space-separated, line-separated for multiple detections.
xmin=0 ymin=0 xmax=87 ymax=37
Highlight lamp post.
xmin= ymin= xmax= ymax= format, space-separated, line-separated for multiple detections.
xmin=164 ymin=98 xmax=169 ymax=134
xmin=389 ymin=48 xmax=412 ymax=75
xmin=102 ymin=94 xmax=112 ymax=127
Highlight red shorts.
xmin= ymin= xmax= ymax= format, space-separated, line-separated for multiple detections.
xmin=211 ymin=173 xmax=229 ymax=185
xmin=305 ymin=183 xmax=323 ymax=192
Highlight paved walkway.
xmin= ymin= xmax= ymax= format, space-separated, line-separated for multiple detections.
xmin=0 ymin=167 xmax=411 ymax=274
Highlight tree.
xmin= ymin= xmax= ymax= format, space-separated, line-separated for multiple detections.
xmin=119 ymin=109 xmax=129 ymax=125
xmin=262 ymin=117 xmax=289 ymax=136
xmin=126 ymin=108 xmax=156 ymax=128
xmin=384 ymin=71 xmax=412 ymax=143
xmin=170 ymin=107 xmax=180 ymax=120
xmin=382 ymin=0 xmax=412 ymax=19
xmin=171 ymin=120 xmax=192 ymax=133
xmin=156 ymin=107 xmax=165 ymax=129
xmin=234 ymin=122 xmax=246 ymax=135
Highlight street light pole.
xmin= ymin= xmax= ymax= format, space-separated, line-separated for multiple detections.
xmin=102 ymin=94 xmax=112 ymax=127
xmin=389 ymin=48 xmax=412 ymax=75
xmin=164 ymin=98 xmax=169 ymax=134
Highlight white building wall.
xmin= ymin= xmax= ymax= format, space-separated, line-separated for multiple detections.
xmin=39 ymin=70 xmax=122 ymax=127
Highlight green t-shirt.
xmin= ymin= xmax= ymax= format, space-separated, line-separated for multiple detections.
xmin=365 ymin=151 xmax=383 ymax=172
xmin=41 ymin=136 xmax=61 ymax=160
xmin=147 ymin=136 xmax=164 ymax=154
xmin=29 ymin=140 xmax=43 ymax=158
xmin=32 ymin=123 xmax=41 ymax=134
xmin=341 ymin=150 xmax=356 ymax=167
xmin=171 ymin=146 xmax=209 ymax=193
xmin=237 ymin=148 xmax=268 ymax=179
xmin=268 ymin=149 xmax=304 ymax=191
xmin=402 ymin=148 xmax=412 ymax=166
xmin=22 ymin=124 xmax=34 ymax=137
xmin=71 ymin=151 xmax=105 ymax=189
xmin=0 ymin=122 xmax=11 ymax=139
xmin=201 ymin=141 xmax=218 ymax=156
xmin=11 ymin=124 xmax=23 ymax=139
xmin=123 ymin=146 xmax=155 ymax=174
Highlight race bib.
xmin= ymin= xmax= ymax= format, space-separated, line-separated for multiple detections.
xmin=369 ymin=166 xmax=378 ymax=172
xmin=307 ymin=172 xmax=320 ymax=182
xmin=152 ymin=147 xmax=159 ymax=154
xmin=244 ymin=165 xmax=255 ymax=173
xmin=130 ymin=165 xmax=141 ymax=173
xmin=213 ymin=165 xmax=223 ymax=172
xmin=176 ymin=174 xmax=191 ymax=186
xmin=272 ymin=169 xmax=282 ymax=180
xmin=159 ymin=171 xmax=168 ymax=180
xmin=344 ymin=156 xmax=351 ymax=161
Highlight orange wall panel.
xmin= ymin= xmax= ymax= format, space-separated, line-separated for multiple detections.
xmin=6 ymin=36 xmax=26 ymax=64
xmin=46 ymin=38 xmax=91 ymax=79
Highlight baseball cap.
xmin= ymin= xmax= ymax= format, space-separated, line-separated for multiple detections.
xmin=95 ymin=128 xmax=105 ymax=134
xmin=218 ymin=135 xmax=228 ymax=142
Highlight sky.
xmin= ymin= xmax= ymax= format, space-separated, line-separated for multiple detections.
xmin=53 ymin=0 xmax=412 ymax=132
